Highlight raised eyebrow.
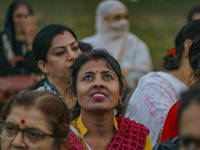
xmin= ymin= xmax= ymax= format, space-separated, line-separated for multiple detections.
xmin=70 ymin=40 xmax=78 ymax=46
xmin=83 ymin=71 xmax=95 ymax=76
xmin=101 ymin=70 xmax=113 ymax=75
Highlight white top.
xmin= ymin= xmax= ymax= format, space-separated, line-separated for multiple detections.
xmin=124 ymin=71 xmax=188 ymax=146
xmin=81 ymin=0 xmax=153 ymax=88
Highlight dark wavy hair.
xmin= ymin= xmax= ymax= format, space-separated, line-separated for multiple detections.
xmin=5 ymin=1 xmax=34 ymax=46
xmin=163 ymin=20 xmax=200 ymax=70
xmin=1 ymin=90 xmax=70 ymax=149
xmin=70 ymin=49 xmax=126 ymax=120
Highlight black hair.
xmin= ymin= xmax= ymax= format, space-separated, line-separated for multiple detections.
xmin=189 ymin=36 xmax=200 ymax=82
xmin=178 ymin=84 xmax=200 ymax=127
xmin=79 ymin=42 xmax=92 ymax=53
xmin=32 ymin=24 xmax=77 ymax=62
xmin=163 ymin=20 xmax=200 ymax=70
xmin=70 ymin=49 xmax=126 ymax=120
xmin=5 ymin=0 xmax=34 ymax=45
xmin=187 ymin=5 xmax=200 ymax=22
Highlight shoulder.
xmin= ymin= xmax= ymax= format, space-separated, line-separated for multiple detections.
xmin=169 ymin=100 xmax=181 ymax=113
xmin=115 ymin=115 xmax=150 ymax=149
xmin=137 ymin=71 xmax=172 ymax=87
xmin=117 ymin=115 xmax=149 ymax=134
xmin=154 ymin=136 xmax=180 ymax=150
xmin=68 ymin=130 xmax=83 ymax=150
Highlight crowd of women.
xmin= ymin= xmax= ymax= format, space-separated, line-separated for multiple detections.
xmin=1 ymin=0 xmax=200 ymax=150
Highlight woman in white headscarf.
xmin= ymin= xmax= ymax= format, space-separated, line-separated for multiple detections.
xmin=82 ymin=0 xmax=153 ymax=89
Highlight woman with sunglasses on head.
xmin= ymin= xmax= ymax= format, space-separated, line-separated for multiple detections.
xmin=82 ymin=0 xmax=153 ymax=90
xmin=0 ymin=90 xmax=70 ymax=150
xmin=68 ymin=49 xmax=152 ymax=150
xmin=31 ymin=24 xmax=82 ymax=108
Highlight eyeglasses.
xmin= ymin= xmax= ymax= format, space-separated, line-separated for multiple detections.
xmin=0 ymin=120 xmax=55 ymax=148
xmin=179 ymin=136 xmax=200 ymax=150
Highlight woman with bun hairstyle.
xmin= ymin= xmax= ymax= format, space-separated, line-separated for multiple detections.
xmin=124 ymin=20 xmax=200 ymax=146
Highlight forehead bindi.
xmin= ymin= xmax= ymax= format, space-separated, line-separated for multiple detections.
xmin=94 ymin=58 xmax=98 ymax=62
xmin=61 ymin=31 xmax=64 ymax=35
xmin=50 ymin=31 xmax=76 ymax=49
xmin=79 ymin=59 xmax=111 ymax=74
xmin=21 ymin=119 xmax=25 ymax=124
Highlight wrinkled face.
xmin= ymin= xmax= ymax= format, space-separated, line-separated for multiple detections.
xmin=44 ymin=31 xmax=81 ymax=85
xmin=179 ymin=102 xmax=200 ymax=150
xmin=76 ymin=59 xmax=120 ymax=113
xmin=12 ymin=5 xmax=30 ymax=34
xmin=1 ymin=106 xmax=56 ymax=150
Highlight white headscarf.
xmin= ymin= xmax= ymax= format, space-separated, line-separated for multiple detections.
xmin=82 ymin=0 xmax=153 ymax=88
xmin=95 ymin=0 xmax=129 ymax=40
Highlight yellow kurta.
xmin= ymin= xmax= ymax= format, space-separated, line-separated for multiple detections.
xmin=71 ymin=115 xmax=152 ymax=150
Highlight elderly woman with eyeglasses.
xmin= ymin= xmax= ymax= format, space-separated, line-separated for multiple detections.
xmin=0 ymin=90 xmax=70 ymax=150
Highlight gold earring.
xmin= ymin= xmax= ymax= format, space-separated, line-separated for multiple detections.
xmin=119 ymin=96 xmax=122 ymax=104
xmin=74 ymin=97 xmax=77 ymax=102
xmin=41 ymin=74 xmax=45 ymax=79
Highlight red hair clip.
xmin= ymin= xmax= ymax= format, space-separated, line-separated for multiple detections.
xmin=167 ymin=47 xmax=176 ymax=56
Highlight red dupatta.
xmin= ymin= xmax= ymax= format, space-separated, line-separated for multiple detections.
xmin=68 ymin=115 xmax=149 ymax=150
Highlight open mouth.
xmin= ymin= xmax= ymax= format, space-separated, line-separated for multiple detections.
xmin=91 ymin=91 xmax=107 ymax=100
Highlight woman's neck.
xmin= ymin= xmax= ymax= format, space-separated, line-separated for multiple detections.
xmin=169 ymin=65 xmax=194 ymax=87
xmin=47 ymin=77 xmax=75 ymax=108
xmin=81 ymin=111 xmax=115 ymax=150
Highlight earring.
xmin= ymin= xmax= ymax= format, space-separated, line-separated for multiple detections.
xmin=41 ymin=74 xmax=45 ymax=79
xmin=74 ymin=97 xmax=77 ymax=103
xmin=119 ymin=96 xmax=122 ymax=104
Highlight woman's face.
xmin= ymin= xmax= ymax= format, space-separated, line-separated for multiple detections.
xmin=104 ymin=5 xmax=129 ymax=31
xmin=105 ymin=5 xmax=128 ymax=23
xmin=76 ymin=59 xmax=120 ymax=113
xmin=12 ymin=5 xmax=30 ymax=34
xmin=179 ymin=102 xmax=200 ymax=150
xmin=1 ymin=106 xmax=56 ymax=150
xmin=43 ymin=31 xmax=81 ymax=85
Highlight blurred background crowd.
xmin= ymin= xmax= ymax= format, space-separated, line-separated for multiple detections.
xmin=0 ymin=0 xmax=199 ymax=71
